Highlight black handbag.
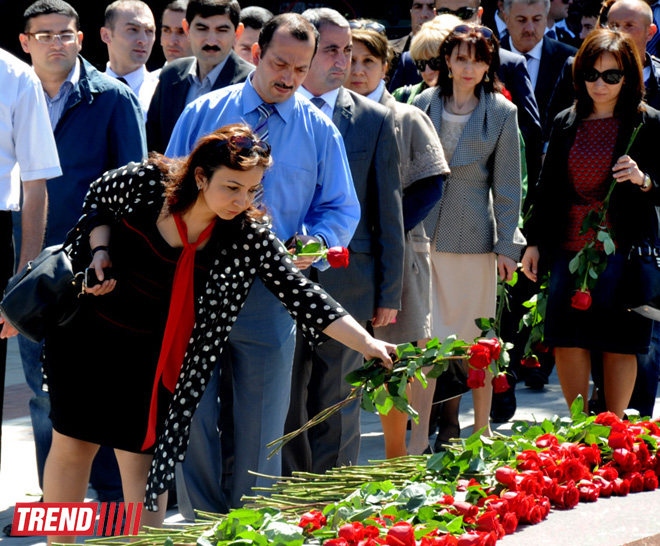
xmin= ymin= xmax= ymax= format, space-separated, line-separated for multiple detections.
xmin=623 ymin=241 xmax=660 ymax=321
xmin=0 ymin=219 xmax=87 ymax=342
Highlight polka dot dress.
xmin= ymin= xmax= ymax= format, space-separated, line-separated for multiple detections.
xmin=68 ymin=161 xmax=348 ymax=511
xmin=563 ymin=117 xmax=619 ymax=251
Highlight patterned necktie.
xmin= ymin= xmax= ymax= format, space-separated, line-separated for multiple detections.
xmin=254 ymin=103 xmax=276 ymax=142
xmin=311 ymin=97 xmax=326 ymax=110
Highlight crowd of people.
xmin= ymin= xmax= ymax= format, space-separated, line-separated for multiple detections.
xmin=0 ymin=0 xmax=659 ymax=540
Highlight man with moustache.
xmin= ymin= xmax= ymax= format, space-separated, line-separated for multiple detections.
xmin=101 ymin=0 xmax=158 ymax=118
xmin=159 ymin=0 xmax=192 ymax=66
xmin=147 ymin=0 xmax=253 ymax=152
xmin=283 ymin=7 xmax=402 ymax=476
xmin=500 ymin=0 xmax=576 ymax=129
xmin=167 ymin=13 xmax=359 ymax=516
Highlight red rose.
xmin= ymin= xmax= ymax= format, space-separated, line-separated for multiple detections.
xmin=327 ymin=246 xmax=349 ymax=268
xmin=571 ymin=288 xmax=592 ymax=310
xmin=535 ymin=433 xmax=559 ymax=449
xmin=500 ymin=512 xmax=518 ymax=535
xmin=467 ymin=368 xmax=486 ymax=389
xmin=613 ymin=448 xmax=641 ymax=473
xmin=339 ymin=522 xmax=365 ymax=544
xmin=441 ymin=494 xmax=455 ymax=505
xmin=456 ymin=532 xmax=494 ymax=546
xmin=577 ymin=443 xmax=601 ymax=466
xmin=299 ymin=510 xmax=327 ymax=532
xmin=386 ymin=522 xmax=416 ymax=546
xmin=644 ymin=470 xmax=659 ymax=490
xmin=532 ymin=341 xmax=550 ymax=353
xmin=491 ymin=373 xmax=510 ymax=393
xmin=613 ymin=478 xmax=630 ymax=496
xmin=451 ymin=501 xmax=479 ymax=518
xmin=521 ymin=355 xmax=540 ymax=368
xmin=468 ymin=344 xmax=491 ymax=369
xmin=521 ymin=505 xmax=545 ymax=525
xmin=325 ymin=540 xmax=350 ymax=546
xmin=365 ymin=526 xmax=381 ymax=539
xmin=594 ymin=476 xmax=613 ymax=497
xmin=516 ymin=450 xmax=543 ymax=471
xmin=559 ymin=459 xmax=587 ymax=482
xmin=608 ymin=431 xmax=634 ymax=451
xmin=478 ymin=338 xmax=501 ymax=360
xmin=622 ymin=472 xmax=645 ymax=492
xmin=577 ymin=480 xmax=599 ymax=502
xmin=595 ymin=466 xmax=619 ymax=481
xmin=594 ymin=412 xmax=622 ymax=426
xmin=495 ymin=466 xmax=517 ymax=487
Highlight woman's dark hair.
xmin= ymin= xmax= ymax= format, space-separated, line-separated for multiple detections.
xmin=573 ymin=28 xmax=644 ymax=119
xmin=437 ymin=24 xmax=502 ymax=97
xmin=157 ymin=123 xmax=272 ymax=219
xmin=350 ymin=26 xmax=393 ymax=66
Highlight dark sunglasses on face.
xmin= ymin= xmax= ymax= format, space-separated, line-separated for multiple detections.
xmin=435 ymin=6 xmax=477 ymax=20
xmin=221 ymin=135 xmax=271 ymax=157
xmin=583 ymin=67 xmax=624 ymax=84
xmin=349 ymin=21 xmax=387 ymax=35
xmin=414 ymin=57 xmax=443 ymax=72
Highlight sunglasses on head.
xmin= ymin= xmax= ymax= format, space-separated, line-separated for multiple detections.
xmin=414 ymin=57 xmax=442 ymax=72
xmin=435 ymin=6 xmax=477 ymax=20
xmin=452 ymin=24 xmax=494 ymax=40
xmin=349 ymin=21 xmax=387 ymax=35
xmin=583 ymin=67 xmax=624 ymax=84
xmin=220 ymin=135 xmax=271 ymax=157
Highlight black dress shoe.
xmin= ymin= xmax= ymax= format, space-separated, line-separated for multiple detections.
xmin=490 ymin=387 xmax=517 ymax=423
xmin=524 ymin=370 xmax=547 ymax=390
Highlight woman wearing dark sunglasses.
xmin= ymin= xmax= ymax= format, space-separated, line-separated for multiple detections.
xmin=27 ymin=123 xmax=396 ymax=543
xmin=413 ymin=22 xmax=526 ymax=440
xmin=522 ymin=29 xmax=660 ymax=418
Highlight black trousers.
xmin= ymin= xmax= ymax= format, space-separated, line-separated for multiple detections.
xmin=0 ymin=210 xmax=15 ymax=472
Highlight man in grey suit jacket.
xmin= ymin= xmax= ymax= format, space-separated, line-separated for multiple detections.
xmin=146 ymin=0 xmax=253 ymax=151
xmin=282 ymin=8 xmax=404 ymax=475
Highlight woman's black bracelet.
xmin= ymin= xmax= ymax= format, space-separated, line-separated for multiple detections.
xmin=91 ymin=245 xmax=109 ymax=256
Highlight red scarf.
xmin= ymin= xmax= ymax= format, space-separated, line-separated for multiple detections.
xmin=142 ymin=213 xmax=216 ymax=451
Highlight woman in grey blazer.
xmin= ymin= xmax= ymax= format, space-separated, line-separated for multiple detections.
xmin=414 ymin=24 xmax=526 ymax=439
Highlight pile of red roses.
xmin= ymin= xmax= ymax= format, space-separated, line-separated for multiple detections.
xmin=297 ymin=413 xmax=660 ymax=546
xmin=466 ymin=339 xmax=509 ymax=394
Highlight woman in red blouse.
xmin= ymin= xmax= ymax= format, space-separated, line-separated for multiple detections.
xmin=522 ymin=29 xmax=660 ymax=417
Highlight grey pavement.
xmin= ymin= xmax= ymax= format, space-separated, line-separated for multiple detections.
xmin=2 ymin=336 xmax=660 ymax=545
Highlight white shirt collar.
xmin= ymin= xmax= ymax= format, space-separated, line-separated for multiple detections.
xmin=105 ymin=64 xmax=146 ymax=90
xmin=298 ymin=86 xmax=340 ymax=119
xmin=366 ymin=80 xmax=386 ymax=103
xmin=510 ymin=38 xmax=543 ymax=61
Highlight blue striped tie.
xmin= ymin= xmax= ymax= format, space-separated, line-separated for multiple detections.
xmin=254 ymin=103 xmax=275 ymax=142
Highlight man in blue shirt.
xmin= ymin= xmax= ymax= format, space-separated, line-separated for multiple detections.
xmin=168 ymin=13 xmax=359 ymax=516
xmin=16 ymin=0 xmax=146 ymax=504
